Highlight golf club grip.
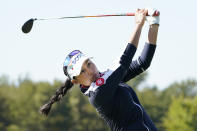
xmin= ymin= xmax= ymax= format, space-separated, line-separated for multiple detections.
xmin=126 ymin=11 xmax=160 ymax=16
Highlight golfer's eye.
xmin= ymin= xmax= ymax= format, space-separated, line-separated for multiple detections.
xmin=80 ymin=69 xmax=85 ymax=74
xmin=73 ymin=76 xmax=77 ymax=80
xmin=87 ymin=62 xmax=91 ymax=68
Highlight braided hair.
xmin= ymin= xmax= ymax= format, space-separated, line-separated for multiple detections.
xmin=40 ymin=78 xmax=73 ymax=116
xmin=40 ymin=50 xmax=81 ymax=115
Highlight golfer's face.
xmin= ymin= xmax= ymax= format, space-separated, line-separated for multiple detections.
xmin=76 ymin=59 xmax=99 ymax=86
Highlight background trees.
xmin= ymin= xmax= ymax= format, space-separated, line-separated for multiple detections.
xmin=0 ymin=74 xmax=197 ymax=131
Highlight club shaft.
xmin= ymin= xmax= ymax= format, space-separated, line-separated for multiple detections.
xmin=36 ymin=13 xmax=134 ymax=20
xmin=36 ymin=12 xmax=159 ymax=21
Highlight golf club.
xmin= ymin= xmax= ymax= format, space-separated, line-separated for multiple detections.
xmin=22 ymin=11 xmax=160 ymax=34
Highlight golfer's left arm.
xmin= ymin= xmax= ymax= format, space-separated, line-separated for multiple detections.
xmin=122 ymin=24 xmax=159 ymax=82
xmin=147 ymin=24 xmax=159 ymax=45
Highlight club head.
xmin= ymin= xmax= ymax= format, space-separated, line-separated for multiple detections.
xmin=22 ymin=18 xmax=36 ymax=34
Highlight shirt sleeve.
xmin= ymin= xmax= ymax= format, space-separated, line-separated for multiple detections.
xmin=93 ymin=43 xmax=137 ymax=103
xmin=122 ymin=43 xmax=156 ymax=83
xmin=106 ymin=43 xmax=137 ymax=85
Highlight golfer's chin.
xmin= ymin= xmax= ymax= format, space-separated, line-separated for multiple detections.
xmin=82 ymin=80 xmax=92 ymax=87
xmin=83 ymin=73 xmax=99 ymax=86
xmin=84 ymin=78 xmax=96 ymax=87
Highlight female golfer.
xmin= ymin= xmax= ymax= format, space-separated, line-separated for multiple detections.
xmin=40 ymin=8 xmax=159 ymax=131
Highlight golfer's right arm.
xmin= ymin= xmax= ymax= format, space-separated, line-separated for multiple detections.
xmin=129 ymin=9 xmax=147 ymax=48
xmin=105 ymin=9 xmax=147 ymax=86
xmin=98 ymin=9 xmax=147 ymax=98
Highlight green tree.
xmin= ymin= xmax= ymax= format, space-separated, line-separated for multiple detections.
xmin=1 ymin=74 xmax=197 ymax=131
xmin=0 ymin=75 xmax=15 ymax=130
xmin=137 ymin=86 xmax=166 ymax=130
xmin=67 ymin=86 xmax=109 ymax=131
xmin=162 ymin=79 xmax=197 ymax=98
xmin=163 ymin=96 xmax=197 ymax=131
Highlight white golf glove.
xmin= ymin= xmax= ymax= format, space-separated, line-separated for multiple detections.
xmin=146 ymin=8 xmax=160 ymax=25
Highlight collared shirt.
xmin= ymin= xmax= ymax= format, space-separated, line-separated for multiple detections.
xmin=81 ymin=43 xmax=158 ymax=131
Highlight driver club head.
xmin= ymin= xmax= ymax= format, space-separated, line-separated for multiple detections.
xmin=22 ymin=18 xmax=36 ymax=34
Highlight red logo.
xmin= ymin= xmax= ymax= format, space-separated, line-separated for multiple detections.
xmin=96 ymin=78 xmax=105 ymax=86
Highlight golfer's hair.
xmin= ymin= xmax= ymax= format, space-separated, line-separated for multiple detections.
xmin=40 ymin=78 xmax=73 ymax=116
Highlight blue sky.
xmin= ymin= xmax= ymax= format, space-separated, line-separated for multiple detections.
xmin=1 ymin=0 xmax=197 ymax=89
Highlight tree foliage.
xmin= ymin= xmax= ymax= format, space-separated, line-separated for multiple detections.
xmin=0 ymin=75 xmax=197 ymax=131
xmin=163 ymin=97 xmax=197 ymax=131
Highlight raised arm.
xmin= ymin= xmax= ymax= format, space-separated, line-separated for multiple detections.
xmin=121 ymin=42 xmax=157 ymax=82
xmin=105 ymin=9 xmax=147 ymax=86
xmin=94 ymin=9 xmax=147 ymax=105
xmin=147 ymin=24 xmax=159 ymax=45
xmin=129 ymin=9 xmax=147 ymax=48
xmin=122 ymin=9 xmax=160 ymax=82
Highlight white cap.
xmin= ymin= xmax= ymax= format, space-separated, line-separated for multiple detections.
xmin=66 ymin=53 xmax=89 ymax=79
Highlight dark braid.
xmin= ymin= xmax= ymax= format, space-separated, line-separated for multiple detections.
xmin=40 ymin=78 xmax=73 ymax=116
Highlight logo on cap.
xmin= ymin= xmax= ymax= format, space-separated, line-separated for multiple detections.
xmin=96 ymin=78 xmax=105 ymax=86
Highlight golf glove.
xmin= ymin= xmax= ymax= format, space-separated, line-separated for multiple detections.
xmin=146 ymin=8 xmax=160 ymax=25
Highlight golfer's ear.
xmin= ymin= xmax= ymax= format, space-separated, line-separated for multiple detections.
xmin=71 ymin=79 xmax=78 ymax=84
